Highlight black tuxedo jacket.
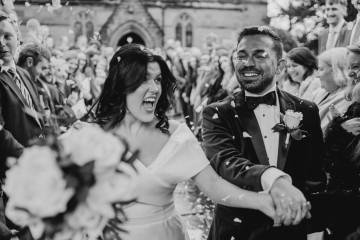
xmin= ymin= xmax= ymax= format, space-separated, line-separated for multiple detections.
xmin=202 ymin=89 xmax=327 ymax=240
xmin=0 ymin=66 xmax=44 ymax=147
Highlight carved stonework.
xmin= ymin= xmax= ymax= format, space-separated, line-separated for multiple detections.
xmin=100 ymin=0 xmax=163 ymax=48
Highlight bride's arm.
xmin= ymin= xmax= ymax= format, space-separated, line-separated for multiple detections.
xmin=192 ymin=165 xmax=279 ymax=223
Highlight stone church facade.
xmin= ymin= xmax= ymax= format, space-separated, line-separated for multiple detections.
xmin=14 ymin=0 xmax=267 ymax=50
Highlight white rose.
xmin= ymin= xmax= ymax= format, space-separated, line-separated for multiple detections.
xmin=3 ymin=146 xmax=74 ymax=219
xmin=65 ymin=203 xmax=108 ymax=238
xmin=61 ymin=124 xmax=125 ymax=175
xmin=5 ymin=201 xmax=31 ymax=227
xmin=283 ymin=110 xmax=303 ymax=129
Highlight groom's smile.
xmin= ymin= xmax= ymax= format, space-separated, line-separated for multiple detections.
xmin=235 ymin=34 xmax=279 ymax=95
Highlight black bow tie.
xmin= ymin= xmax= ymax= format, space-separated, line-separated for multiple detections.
xmin=246 ymin=91 xmax=276 ymax=110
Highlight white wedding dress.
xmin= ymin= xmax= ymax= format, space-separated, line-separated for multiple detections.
xmin=119 ymin=123 xmax=209 ymax=240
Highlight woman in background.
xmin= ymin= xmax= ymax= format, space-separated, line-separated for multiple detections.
xmin=284 ymin=47 xmax=320 ymax=101
xmin=316 ymin=47 xmax=351 ymax=132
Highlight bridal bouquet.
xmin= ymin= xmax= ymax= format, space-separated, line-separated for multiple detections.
xmin=3 ymin=124 xmax=137 ymax=240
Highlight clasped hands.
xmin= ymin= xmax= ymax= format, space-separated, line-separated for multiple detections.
xmin=268 ymin=177 xmax=311 ymax=227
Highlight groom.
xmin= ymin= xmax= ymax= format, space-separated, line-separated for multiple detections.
xmin=201 ymin=26 xmax=327 ymax=240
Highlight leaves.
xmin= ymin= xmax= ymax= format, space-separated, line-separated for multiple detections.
xmin=271 ymin=123 xmax=286 ymax=132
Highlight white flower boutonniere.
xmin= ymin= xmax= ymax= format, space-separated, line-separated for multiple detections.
xmin=272 ymin=110 xmax=309 ymax=146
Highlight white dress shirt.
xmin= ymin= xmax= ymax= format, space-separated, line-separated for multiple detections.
xmin=244 ymin=84 xmax=291 ymax=192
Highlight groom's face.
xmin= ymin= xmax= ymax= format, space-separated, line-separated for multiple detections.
xmin=235 ymin=34 xmax=281 ymax=94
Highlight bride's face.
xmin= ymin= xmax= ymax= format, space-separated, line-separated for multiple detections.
xmin=126 ymin=62 xmax=163 ymax=123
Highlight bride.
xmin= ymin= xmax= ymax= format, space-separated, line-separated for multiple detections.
xmin=87 ymin=44 xmax=280 ymax=240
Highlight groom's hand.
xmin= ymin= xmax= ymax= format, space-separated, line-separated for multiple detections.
xmin=270 ymin=177 xmax=310 ymax=226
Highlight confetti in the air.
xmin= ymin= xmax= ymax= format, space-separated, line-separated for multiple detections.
xmin=205 ymin=83 xmax=209 ymax=88
xmin=232 ymin=136 xmax=235 ymax=140
xmin=245 ymin=166 xmax=250 ymax=170
xmin=37 ymin=5 xmax=44 ymax=13
xmin=261 ymin=52 xmax=268 ymax=57
xmin=66 ymin=80 xmax=75 ymax=86
xmin=184 ymin=115 xmax=189 ymax=119
xmin=234 ymin=218 xmax=242 ymax=223
xmin=216 ymin=107 xmax=218 ymax=110
xmin=25 ymin=2 xmax=31 ymax=7
xmin=140 ymin=45 xmax=145 ymax=51
xmin=238 ymin=194 xmax=245 ymax=200
xmin=258 ymin=26 xmax=266 ymax=32
xmin=231 ymin=237 xmax=235 ymax=240
xmin=222 ymin=196 xmax=230 ymax=202
xmin=86 ymin=8 xmax=91 ymax=14
xmin=117 ymin=56 xmax=121 ymax=62
xmin=225 ymin=161 xmax=230 ymax=166
xmin=235 ymin=114 xmax=238 ymax=118
xmin=52 ymin=0 xmax=62 ymax=9
xmin=231 ymin=101 xmax=235 ymax=107
xmin=212 ymin=113 xmax=218 ymax=119
xmin=6 ymin=157 xmax=17 ymax=168
xmin=65 ymin=1 xmax=69 ymax=5
xmin=243 ymin=132 xmax=252 ymax=138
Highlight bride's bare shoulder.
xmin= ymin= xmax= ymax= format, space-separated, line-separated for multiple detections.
xmin=168 ymin=119 xmax=182 ymax=134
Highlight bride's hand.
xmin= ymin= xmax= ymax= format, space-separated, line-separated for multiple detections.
xmin=258 ymin=193 xmax=281 ymax=226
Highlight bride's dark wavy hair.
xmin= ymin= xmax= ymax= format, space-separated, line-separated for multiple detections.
xmin=87 ymin=44 xmax=177 ymax=134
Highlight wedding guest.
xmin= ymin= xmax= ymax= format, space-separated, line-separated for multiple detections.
xmin=322 ymin=44 xmax=360 ymax=240
xmin=201 ymin=26 xmax=326 ymax=240
xmin=316 ymin=47 xmax=352 ymax=131
xmin=0 ymin=11 xmax=44 ymax=147
xmin=318 ymin=0 xmax=348 ymax=54
xmin=283 ymin=47 xmax=321 ymax=101
xmin=17 ymin=42 xmax=53 ymax=131
xmin=339 ymin=0 xmax=360 ymax=46
xmin=86 ymin=43 xmax=280 ymax=240
xmin=22 ymin=18 xmax=41 ymax=45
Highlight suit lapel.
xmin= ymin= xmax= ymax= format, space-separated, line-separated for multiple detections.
xmin=235 ymin=91 xmax=269 ymax=165
xmin=321 ymin=30 xmax=329 ymax=52
xmin=16 ymin=67 xmax=41 ymax=112
xmin=0 ymin=71 xmax=28 ymax=107
xmin=277 ymin=89 xmax=296 ymax=170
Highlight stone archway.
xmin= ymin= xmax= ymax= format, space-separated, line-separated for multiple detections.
xmin=118 ymin=32 xmax=145 ymax=46
xmin=109 ymin=21 xmax=155 ymax=49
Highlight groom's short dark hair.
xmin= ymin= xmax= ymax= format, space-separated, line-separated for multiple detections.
xmin=237 ymin=26 xmax=283 ymax=60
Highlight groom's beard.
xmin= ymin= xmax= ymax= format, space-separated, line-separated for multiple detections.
xmin=237 ymin=71 xmax=275 ymax=94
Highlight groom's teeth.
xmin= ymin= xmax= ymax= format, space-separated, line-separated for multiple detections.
xmin=244 ymin=73 xmax=259 ymax=77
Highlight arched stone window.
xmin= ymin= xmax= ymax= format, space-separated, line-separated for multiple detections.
xmin=73 ymin=10 xmax=95 ymax=42
xmin=175 ymin=13 xmax=193 ymax=47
